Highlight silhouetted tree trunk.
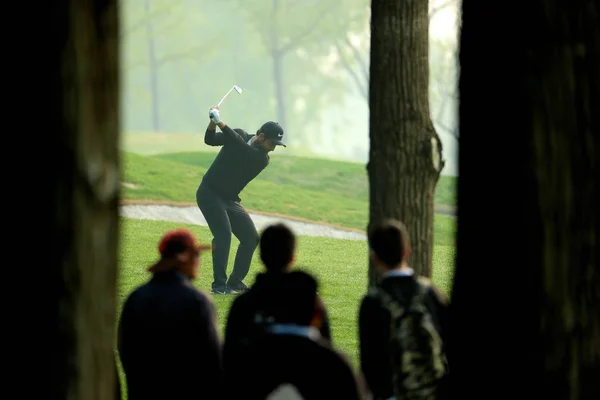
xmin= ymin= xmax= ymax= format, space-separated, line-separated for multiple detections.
xmin=450 ymin=1 xmax=599 ymax=399
xmin=47 ymin=0 xmax=121 ymax=398
xmin=367 ymin=0 xmax=445 ymax=285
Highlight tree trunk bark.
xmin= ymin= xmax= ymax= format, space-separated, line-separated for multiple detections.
xmin=450 ymin=0 xmax=599 ymax=399
xmin=368 ymin=0 xmax=445 ymax=285
xmin=48 ymin=0 xmax=121 ymax=398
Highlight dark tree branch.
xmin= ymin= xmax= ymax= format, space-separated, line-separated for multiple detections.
xmin=430 ymin=41 xmax=459 ymax=137
xmin=278 ymin=3 xmax=336 ymax=54
xmin=267 ymin=0 xmax=280 ymax=54
xmin=342 ymin=34 xmax=369 ymax=84
xmin=433 ymin=118 xmax=459 ymax=139
xmin=429 ymin=0 xmax=457 ymax=19
xmin=432 ymin=82 xmax=459 ymax=138
xmin=245 ymin=0 xmax=337 ymax=55
xmin=334 ymin=42 xmax=368 ymax=99
xmin=123 ymin=39 xmax=215 ymax=69
xmin=434 ymin=88 xmax=450 ymax=123
xmin=156 ymin=39 xmax=216 ymax=66
xmin=280 ymin=0 xmax=305 ymax=15
xmin=333 ymin=30 xmax=370 ymax=101
xmin=119 ymin=0 xmax=185 ymax=39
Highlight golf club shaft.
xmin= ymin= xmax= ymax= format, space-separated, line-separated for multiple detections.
xmin=217 ymin=87 xmax=235 ymax=107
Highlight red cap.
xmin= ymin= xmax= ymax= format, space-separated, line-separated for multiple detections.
xmin=147 ymin=229 xmax=212 ymax=273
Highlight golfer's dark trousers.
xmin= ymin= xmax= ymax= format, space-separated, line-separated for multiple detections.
xmin=196 ymin=183 xmax=259 ymax=290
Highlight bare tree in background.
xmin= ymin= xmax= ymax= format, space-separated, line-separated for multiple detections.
xmin=48 ymin=0 xmax=121 ymax=398
xmin=367 ymin=0 xmax=445 ymax=285
xmin=429 ymin=36 xmax=460 ymax=138
xmin=336 ymin=0 xmax=461 ymax=142
xmin=263 ymin=0 xmax=336 ymax=133
xmin=121 ymin=0 xmax=212 ymax=132
xmin=450 ymin=0 xmax=599 ymax=399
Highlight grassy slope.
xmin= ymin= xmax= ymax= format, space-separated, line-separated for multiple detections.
xmin=122 ymin=152 xmax=457 ymax=246
xmin=119 ymin=218 xmax=455 ymax=367
xmin=155 ymin=151 xmax=457 ymax=208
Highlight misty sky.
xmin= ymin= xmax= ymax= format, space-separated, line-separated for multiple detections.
xmin=121 ymin=0 xmax=460 ymax=176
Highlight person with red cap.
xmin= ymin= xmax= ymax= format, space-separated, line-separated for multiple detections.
xmin=117 ymin=229 xmax=222 ymax=400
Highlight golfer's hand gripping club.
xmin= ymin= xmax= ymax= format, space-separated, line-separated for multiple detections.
xmin=209 ymin=107 xmax=221 ymax=124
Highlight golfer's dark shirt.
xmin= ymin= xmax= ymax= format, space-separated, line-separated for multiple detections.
xmin=117 ymin=270 xmax=222 ymax=400
xmin=202 ymin=126 xmax=269 ymax=202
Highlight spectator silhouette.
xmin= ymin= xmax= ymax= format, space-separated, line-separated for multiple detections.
xmin=226 ymin=270 xmax=362 ymax=400
xmin=359 ymin=219 xmax=449 ymax=400
xmin=223 ymin=223 xmax=333 ymax=373
xmin=117 ymin=229 xmax=222 ymax=400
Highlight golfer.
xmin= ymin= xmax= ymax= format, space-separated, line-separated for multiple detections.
xmin=197 ymin=106 xmax=286 ymax=294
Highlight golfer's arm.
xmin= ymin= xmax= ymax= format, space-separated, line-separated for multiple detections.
xmin=217 ymin=122 xmax=247 ymax=146
xmin=204 ymin=121 xmax=224 ymax=146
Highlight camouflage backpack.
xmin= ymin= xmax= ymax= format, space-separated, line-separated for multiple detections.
xmin=372 ymin=277 xmax=447 ymax=399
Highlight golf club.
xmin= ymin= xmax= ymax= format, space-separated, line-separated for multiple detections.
xmin=217 ymin=85 xmax=243 ymax=107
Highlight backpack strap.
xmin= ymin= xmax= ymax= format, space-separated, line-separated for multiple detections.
xmin=370 ymin=286 xmax=407 ymax=321
xmin=408 ymin=277 xmax=431 ymax=312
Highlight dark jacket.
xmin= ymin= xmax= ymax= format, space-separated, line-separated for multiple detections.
xmin=224 ymin=270 xmax=361 ymax=399
xmin=227 ymin=331 xmax=362 ymax=400
xmin=202 ymin=126 xmax=269 ymax=202
xmin=222 ymin=272 xmax=332 ymax=371
xmin=117 ymin=270 xmax=222 ymax=400
xmin=358 ymin=271 xmax=449 ymax=399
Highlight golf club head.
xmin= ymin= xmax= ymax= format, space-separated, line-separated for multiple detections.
xmin=217 ymin=85 xmax=243 ymax=107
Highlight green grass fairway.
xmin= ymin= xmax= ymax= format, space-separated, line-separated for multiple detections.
xmin=119 ymin=218 xmax=456 ymax=368
xmin=122 ymin=152 xmax=457 ymax=246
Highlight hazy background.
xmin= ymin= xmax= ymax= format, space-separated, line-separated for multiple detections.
xmin=120 ymin=0 xmax=460 ymax=176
